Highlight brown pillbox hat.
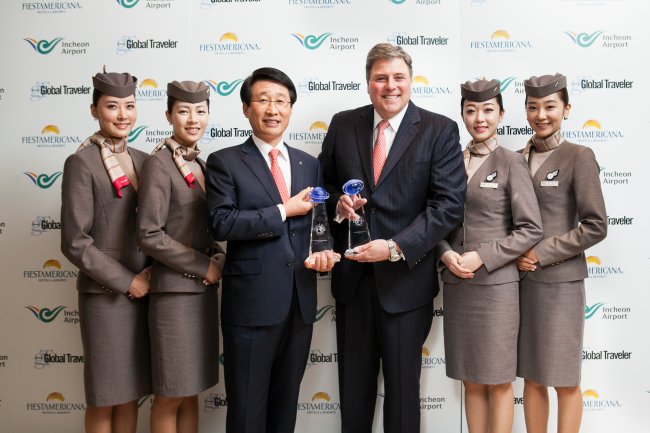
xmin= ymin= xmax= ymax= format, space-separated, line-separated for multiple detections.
xmin=460 ymin=79 xmax=501 ymax=102
xmin=167 ymin=81 xmax=210 ymax=103
xmin=524 ymin=73 xmax=567 ymax=98
xmin=92 ymin=72 xmax=138 ymax=98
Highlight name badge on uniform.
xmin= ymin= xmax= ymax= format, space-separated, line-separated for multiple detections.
xmin=541 ymin=181 xmax=558 ymax=187
xmin=480 ymin=182 xmax=498 ymax=188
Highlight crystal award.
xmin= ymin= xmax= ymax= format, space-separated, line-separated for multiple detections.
xmin=342 ymin=179 xmax=371 ymax=256
xmin=306 ymin=187 xmax=339 ymax=264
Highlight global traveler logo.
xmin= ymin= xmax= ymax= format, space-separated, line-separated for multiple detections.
xmin=24 ymin=172 xmax=63 ymax=189
xmin=291 ymin=33 xmax=333 ymax=50
xmin=204 ymin=393 xmax=227 ymax=412
xmin=563 ymin=31 xmax=605 ymax=47
xmin=116 ymin=0 xmax=140 ymax=7
xmin=32 ymin=216 xmax=61 ymax=236
xmin=585 ymin=302 xmax=605 ymax=319
xmin=24 ymin=37 xmax=64 ymax=54
xmin=128 ymin=126 xmax=148 ymax=143
xmin=203 ymin=79 xmax=244 ymax=96
xmin=25 ymin=306 xmax=67 ymax=323
xmin=411 ymin=75 xmax=452 ymax=98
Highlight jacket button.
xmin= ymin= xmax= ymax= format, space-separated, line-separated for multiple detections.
xmin=206 ymin=229 xmax=210 ymax=233
xmin=464 ymin=204 xmax=466 ymax=209
xmin=206 ymin=248 xmax=210 ymax=253
xmin=287 ymin=260 xmax=293 ymax=266
xmin=461 ymin=223 xmax=465 ymax=227
xmin=136 ymin=247 xmax=141 ymax=252
xmin=291 ymin=231 xmax=295 ymax=237
xmin=371 ymin=208 xmax=376 ymax=214
xmin=460 ymin=242 xmax=465 ymax=247
xmin=269 ymin=232 xmax=273 ymax=236
xmin=135 ymin=207 xmax=138 ymax=213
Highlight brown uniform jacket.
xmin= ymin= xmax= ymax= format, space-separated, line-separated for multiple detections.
xmin=522 ymin=141 xmax=607 ymax=283
xmin=437 ymin=146 xmax=543 ymax=285
xmin=61 ymin=145 xmax=150 ymax=295
xmin=136 ymin=148 xmax=223 ymax=293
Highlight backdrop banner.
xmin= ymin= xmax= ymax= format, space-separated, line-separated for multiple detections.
xmin=0 ymin=0 xmax=647 ymax=432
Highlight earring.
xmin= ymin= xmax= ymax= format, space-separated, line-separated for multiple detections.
xmin=169 ymin=123 xmax=172 ymax=126
xmin=564 ymin=117 xmax=568 ymax=120
xmin=93 ymin=117 xmax=98 ymax=121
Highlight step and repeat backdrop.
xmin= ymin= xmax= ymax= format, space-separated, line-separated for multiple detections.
xmin=0 ymin=0 xmax=648 ymax=432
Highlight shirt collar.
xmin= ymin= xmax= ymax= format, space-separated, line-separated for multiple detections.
xmin=252 ymin=134 xmax=289 ymax=161
xmin=373 ymin=103 xmax=409 ymax=133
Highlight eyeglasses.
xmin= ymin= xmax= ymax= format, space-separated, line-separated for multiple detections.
xmin=250 ymin=99 xmax=289 ymax=109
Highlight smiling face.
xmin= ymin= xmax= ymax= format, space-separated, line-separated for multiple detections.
xmin=243 ymin=80 xmax=293 ymax=147
xmin=166 ymin=100 xmax=209 ymax=147
xmin=462 ymin=97 xmax=504 ymax=142
xmin=367 ymin=57 xmax=412 ymax=120
xmin=90 ymin=94 xmax=137 ymax=139
xmin=526 ymin=91 xmax=571 ymax=138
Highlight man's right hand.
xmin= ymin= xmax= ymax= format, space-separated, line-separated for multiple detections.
xmin=337 ymin=195 xmax=367 ymax=220
xmin=284 ymin=187 xmax=313 ymax=218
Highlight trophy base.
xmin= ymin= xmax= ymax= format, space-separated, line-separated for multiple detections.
xmin=344 ymin=249 xmax=358 ymax=256
xmin=306 ymin=256 xmax=341 ymax=265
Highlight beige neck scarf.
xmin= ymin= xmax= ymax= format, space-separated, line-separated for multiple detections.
xmin=77 ymin=132 xmax=131 ymax=197
xmin=151 ymin=137 xmax=201 ymax=188
xmin=522 ymin=129 xmax=564 ymax=161
xmin=463 ymin=135 xmax=499 ymax=171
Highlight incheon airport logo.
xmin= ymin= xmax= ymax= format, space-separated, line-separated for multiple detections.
xmin=27 ymin=393 xmax=86 ymax=414
xmin=291 ymin=32 xmax=358 ymax=51
xmin=199 ymin=33 xmax=261 ymax=55
xmin=22 ymin=125 xmax=82 ymax=148
xmin=421 ymin=347 xmax=445 ymax=369
xmin=203 ymin=79 xmax=244 ymax=96
xmin=136 ymin=79 xmax=167 ymax=102
xmin=138 ymin=395 xmax=153 ymax=408
xmin=587 ymin=256 xmax=623 ymax=278
xmin=582 ymin=389 xmax=622 ymax=412
xmin=585 ymin=302 xmax=605 ymax=319
xmin=564 ymin=30 xmax=631 ymax=49
xmin=24 ymin=37 xmax=89 ymax=55
xmin=24 ymin=171 xmax=63 ymax=189
xmin=129 ymin=126 xmax=174 ymax=144
xmin=289 ymin=121 xmax=329 ymax=146
xmin=600 ymin=167 xmax=631 ymax=187
xmin=116 ymin=0 xmax=139 ymax=7
xmin=298 ymin=392 xmax=340 ymax=414
xmin=585 ymin=302 xmax=630 ymax=322
xmin=25 ymin=306 xmax=67 ymax=323
xmin=204 ymin=394 xmax=228 ymax=412
xmin=315 ymin=304 xmax=335 ymax=322
xmin=470 ymin=30 xmax=533 ymax=53
xmin=563 ymin=120 xmax=623 ymax=143
xmin=128 ymin=125 xmax=148 ymax=143
xmin=411 ymin=76 xmax=451 ymax=99
xmin=472 ymin=76 xmax=522 ymax=94
xmin=22 ymin=2 xmax=84 ymax=13
xmin=116 ymin=0 xmax=175 ymax=9
xmin=23 ymin=259 xmax=78 ymax=282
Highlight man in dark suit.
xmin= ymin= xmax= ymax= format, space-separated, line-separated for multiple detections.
xmin=206 ymin=67 xmax=338 ymax=433
xmin=318 ymin=44 xmax=467 ymax=432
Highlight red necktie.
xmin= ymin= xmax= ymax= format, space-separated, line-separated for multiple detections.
xmin=269 ymin=148 xmax=290 ymax=204
xmin=373 ymin=120 xmax=390 ymax=185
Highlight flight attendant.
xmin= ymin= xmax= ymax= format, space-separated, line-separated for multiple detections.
xmin=136 ymin=81 xmax=225 ymax=433
xmin=61 ymin=71 xmax=153 ymax=433
xmin=437 ymin=79 xmax=543 ymax=433
xmin=516 ymin=73 xmax=607 ymax=433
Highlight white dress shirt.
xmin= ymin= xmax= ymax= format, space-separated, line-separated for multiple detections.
xmin=252 ymin=134 xmax=291 ymax=222
xmin=334 ymin=104 xmax=410 ymax=223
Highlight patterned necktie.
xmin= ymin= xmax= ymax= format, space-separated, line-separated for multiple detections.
xmin=269 ymin=148 xmax=290 ymax=204
xmin=373 ymin=120 xmax=390 ymax=185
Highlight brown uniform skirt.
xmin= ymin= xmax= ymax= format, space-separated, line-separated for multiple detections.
xmin=79 ymin=292 xmax=152 ymax=407
xmin=517 ymin=274 xmax=585 ymax=387
xmin=149 ymin=289 xmax=219 ymax=397
xmin=443 ymin=280 xmax=520 ymax=385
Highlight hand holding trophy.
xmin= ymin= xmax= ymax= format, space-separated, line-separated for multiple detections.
xmin=342 ymin=179 xmax=371 ymax=257
xmin=305 ymin=187 xmax=340 ymax=269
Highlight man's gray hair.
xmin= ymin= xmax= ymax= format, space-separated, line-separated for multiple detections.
xmin=365 ymin=43 xmax=413 ymax=82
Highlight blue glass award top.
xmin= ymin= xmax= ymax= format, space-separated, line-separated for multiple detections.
xmin=308 ymin=187 xmax=330 ymax=203
xmin=342 ymin=179 xmax=364 ymax=195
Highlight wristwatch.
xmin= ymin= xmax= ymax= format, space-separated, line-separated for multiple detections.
xmin=387 ymin=239 xmax=402 ymax=262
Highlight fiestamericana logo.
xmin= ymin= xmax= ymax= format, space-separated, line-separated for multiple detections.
xmin=22 ymin=125 xmax=82 ymax=147
xmin=411 ymin=75 xmax=451 ymax=98
xmin=203 ymin=79 xmax=244 ymax=96
xmin=582 ymin=389 xmax=622 ymax=411
xmin=25 ymin=306 xmax=67 ymax=323
xmin=470 ymin=30 xmax=532 ymax=52
xmin=24 ymin=172 xmax=63 ymax=189
xmin=288 ymin=122 xmax=329 ymax=145
xmin=27 ymin=392 xmax=86 ymax=413
xmin=24 ymin=37 xmax=64 ymax=54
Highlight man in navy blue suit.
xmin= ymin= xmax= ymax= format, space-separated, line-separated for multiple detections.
xmin=318 ymin=44 xmax=467 ymax=432
xmin=206 ymin=68 xmax=338 ymax=433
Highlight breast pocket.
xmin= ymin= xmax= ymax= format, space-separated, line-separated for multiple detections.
xmin=537 ymin=179 xmax=566 ymax=201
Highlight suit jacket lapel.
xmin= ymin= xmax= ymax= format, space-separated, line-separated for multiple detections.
xmin=240 ymin=137 xmax=283 ymax=204
xmin=286 ymin=144 xmax=305 ymax=195
xmin=375 ymin=101 xmax=420 ymax=189
xmin=355 ymin=105 xmax=375 ymax=192
xmin=128 ymin=147 xmax=146 ymax=176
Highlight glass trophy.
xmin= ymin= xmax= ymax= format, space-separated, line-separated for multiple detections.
xmin=342 ymin=179 xmax=371 ymax=256
xmin=307 ymin=187 xmax=339 ymax=265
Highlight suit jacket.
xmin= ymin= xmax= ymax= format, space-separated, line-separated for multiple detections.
xmin=61 ymin=144 xmax=151 ymax=295
xmin=136 ymin=148 xmax=224 ymax=293
xmin=519 ymin=141 xmax=607 ymax=283
xmin=205 ymin=138 xmax=322 ymax=327
xmin=436 ymin=146 xmax=543 ymax=285
xmin=318 ymin=101 xmax=466 ymax=314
